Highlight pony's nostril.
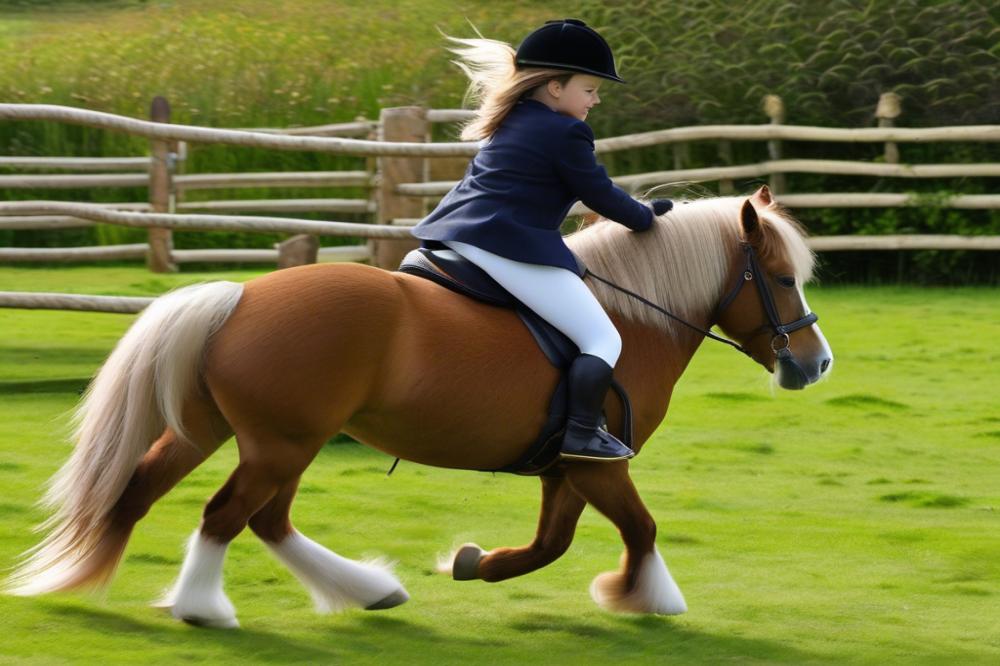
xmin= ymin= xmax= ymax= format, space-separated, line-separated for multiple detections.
xmin=820 ymin=358 xmax=831 ymax=373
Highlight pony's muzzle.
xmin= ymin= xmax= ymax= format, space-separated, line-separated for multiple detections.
xmin=776 ymin=349 xmax=832 ymax=389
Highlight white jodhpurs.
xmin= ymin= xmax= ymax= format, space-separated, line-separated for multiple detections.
xmin=442 ymin=241 xmax=622 ymax=366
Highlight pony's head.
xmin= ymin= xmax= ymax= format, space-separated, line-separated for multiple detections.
xmin=569 ymin=185 xmax=832 ymax=389
xmin=712 ymin=186 xmax=832 ymax=389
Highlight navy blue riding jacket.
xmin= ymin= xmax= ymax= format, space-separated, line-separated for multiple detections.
xmin=410 ymin=97 xmax=653 ymax=274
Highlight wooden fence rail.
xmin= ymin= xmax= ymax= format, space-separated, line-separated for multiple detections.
xmin=0 ymin=104 xmax=476 ymax=157
xmin=0 ymin=170 xmax=375 ymax=190
xmin=401 ymin=160 xmax=1000 ymax=198
xmin=0 ymin=156 xmax=153 ymax=170
xmin=807 ymin=235 xmax=1000 ymax=251
xmin=0 ymin=201 xmax=414 ymax=237
xmin=175 ymin=171 xmax=374 ymax=190
xmin=0 ymin=291 xmax=152 ymax=313
xmin=0 ymin=244 xmax=149 ymax=262
xmin=4 ymin=103 xmax=999 ymax=158
xmin=592 ymin=123 xmax=1000 ymax=153
xmin=2 ymin=95 xmax=998 ymax=274
xmin=775 ymin=194 xmax=1000 ymax=209
xmin=0 ymin=244 xmax=375 ymax=264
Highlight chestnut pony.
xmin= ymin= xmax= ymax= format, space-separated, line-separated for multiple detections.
xmin=7 ymin=186 xmax=831 ymax=627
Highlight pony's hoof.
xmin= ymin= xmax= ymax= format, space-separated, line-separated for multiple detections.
xmin=178 ymin=613 xmax=240 ymax=629
xmin=589 ymin=549 xmax=687 ymax=615
xmin=169 ymin=594 xmax=240 ymax=628
xmin=452 ymin=543 xmax=485 ymax=581
xmin=365 ymin=588 xmax=410 ymax=611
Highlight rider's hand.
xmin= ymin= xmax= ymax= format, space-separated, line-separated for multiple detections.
xmin=650 ymin=199 xmax=674 ymax=216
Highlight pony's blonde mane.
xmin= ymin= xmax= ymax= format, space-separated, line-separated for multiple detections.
xmin=566 ymin=197 xmax=815 ymax=337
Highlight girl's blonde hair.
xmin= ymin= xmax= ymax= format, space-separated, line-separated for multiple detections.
xmin=444 ymin=31 xmax=573 ymax=141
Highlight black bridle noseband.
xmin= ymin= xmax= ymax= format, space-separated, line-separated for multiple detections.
xmin=585 ymin=242 xmax=818 ymax=360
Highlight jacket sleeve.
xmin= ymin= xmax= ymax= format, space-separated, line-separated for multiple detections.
xmin=554 ymin=121 xmax=654 ymax=232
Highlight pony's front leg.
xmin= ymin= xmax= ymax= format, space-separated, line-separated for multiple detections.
xmin=565 ymin=462 xmax=687 ymax=615
xmin=443 ymin=475 xmax=585 ymax=582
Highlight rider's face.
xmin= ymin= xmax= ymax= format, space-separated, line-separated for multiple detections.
xmin=552 ymin=75 xmax=602 ymax=121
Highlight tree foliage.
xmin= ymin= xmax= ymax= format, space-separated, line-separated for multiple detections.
xmin=581 ymin=0 xmax=999 ymax=131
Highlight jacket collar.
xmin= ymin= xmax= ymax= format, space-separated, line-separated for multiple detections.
xmin=519 ymin=97 xmax=558 ymax=113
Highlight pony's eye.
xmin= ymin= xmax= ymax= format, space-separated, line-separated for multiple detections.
xmin=776 ymin=276 xmax=796 ymax=288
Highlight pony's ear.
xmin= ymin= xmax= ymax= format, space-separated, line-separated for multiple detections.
xmin=751 ymin=184 xmax=773 ymax=208
xmin=740 ymin=199 xmax=760 ymax=238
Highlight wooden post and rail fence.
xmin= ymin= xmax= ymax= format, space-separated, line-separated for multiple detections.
xmin=1 ymin=94 xmax=998 ymax=311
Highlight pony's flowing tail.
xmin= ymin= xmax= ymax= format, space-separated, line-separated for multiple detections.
xmin=5 ymin=281 xmax=244 ymax=596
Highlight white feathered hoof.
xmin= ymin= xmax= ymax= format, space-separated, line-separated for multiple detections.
xmin=157 ymin=531 xmax=240 ymax=628
xmin=165 ymin=591 xmax=240 ymax=629
xmin=266 ymin=532 xmax=408 ymax=613
xmin=444 ymin=543 xmax=485 ymax=581
xmin=590 ymin=549 xmax=687 ymax=615
xmin=365 ymin=588 xmax=410 ymax=611
xmin=154 ymin=596 xmax=240 ymax=629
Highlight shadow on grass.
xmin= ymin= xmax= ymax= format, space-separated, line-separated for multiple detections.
xmin=41 ymin=601 xmax=343 ymax=661
xmin=39 ymin=600 xmax=507 ymax=662
xmin=35 ymin=598 xmax=827 ymax=662
xmin=511 ymin=612 xmax=826 ymax=662
xmin=2 ymin=345 xmax=109 ymax=363
xmin=0 ymin=378 xmax=90 ymax=394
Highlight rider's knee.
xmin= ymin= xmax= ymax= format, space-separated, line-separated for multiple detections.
xmin=584 ymin=326 xmax=622 ymax=367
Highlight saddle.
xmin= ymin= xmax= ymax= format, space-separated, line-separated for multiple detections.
xmin=396 ymin=245 xmax=633 ymax=475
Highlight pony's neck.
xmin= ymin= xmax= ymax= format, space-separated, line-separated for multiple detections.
xmin=567 ymin=200 xmax=749 ymax=450
xmin=567 ymin=199 xmax=742 ymax=341
xmin=609 ymin=311 xmax=706 ymax=452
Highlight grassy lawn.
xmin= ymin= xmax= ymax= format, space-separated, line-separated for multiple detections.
xmin=1 ymin=265 xmax=998 ymax=664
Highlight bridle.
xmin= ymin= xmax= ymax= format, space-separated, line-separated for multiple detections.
xmin=584 ymin=242 xmax=818 ymax=360
xmin=713 ymin=242 xmax=819 ymax=358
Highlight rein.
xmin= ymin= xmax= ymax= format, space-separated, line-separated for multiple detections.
xmin=584 ymin=242 xmax=818 ymax=360
xmin=584 ymin=270 xmax=750 ymax=357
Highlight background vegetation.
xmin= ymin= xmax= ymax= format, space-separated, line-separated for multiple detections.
xmin=1 ymin=265 xmax=998 ymax=663
xmin=586 ymin=0 xmax=1000 ymax=284
xmin=0 ymin=0 xmax=997 ymax=282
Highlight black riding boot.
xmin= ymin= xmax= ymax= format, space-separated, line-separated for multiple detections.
xmin=559 ymin=353 xmax=635 ymax=462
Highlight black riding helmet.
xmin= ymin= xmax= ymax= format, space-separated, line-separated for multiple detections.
xmin=514 ymin=18 xmax=625 ymax=84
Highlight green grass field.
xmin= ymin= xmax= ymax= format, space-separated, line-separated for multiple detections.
xmin=1 ymin=266 xmax=998 ymax=664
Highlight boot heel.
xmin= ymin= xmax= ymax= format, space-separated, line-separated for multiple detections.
xmin=560 ymin=354 xmax=636 ymax=462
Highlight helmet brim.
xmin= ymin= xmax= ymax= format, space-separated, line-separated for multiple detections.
xmin=515 ymin=59 xmax=625 ymax=84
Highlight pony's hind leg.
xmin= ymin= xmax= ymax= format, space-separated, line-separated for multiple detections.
xmin=248 ymin=477 xmax=409 ymax=613
xmin=160 ymin=435 xmax=315 ymax=629
xmin=441 ymin=475 xmax=586 ymax=582
xmin=162 ymin=431 xmax=406 ymax=628
xmin=98 ymin=424 xmax=225 ymax=591
xmin=565 ymin=462 xmax=687 ymax=615
xmin=115 ymin=397 xmax=232 ymax=536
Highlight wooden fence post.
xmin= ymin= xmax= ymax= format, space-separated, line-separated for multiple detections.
xmin=673 ymin=142 xmax=690 ymax=171
xmin=717 ymin=140 xmax=734 ymax=194
xmin=277 ymin=234 xmax=319 ymax=268
xmin=876 ymin=92 xmax=902 ymax=164
xmin=763 ymin=94 xmax=786 ymax=194
xmin=371 ymin=106 xmax=426 ymax=269
xmin=148 ymin=96 xmax=177 ymax=272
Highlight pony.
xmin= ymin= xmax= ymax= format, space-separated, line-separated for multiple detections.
xmin=6 ymin=185 xmax=832 ymax=628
